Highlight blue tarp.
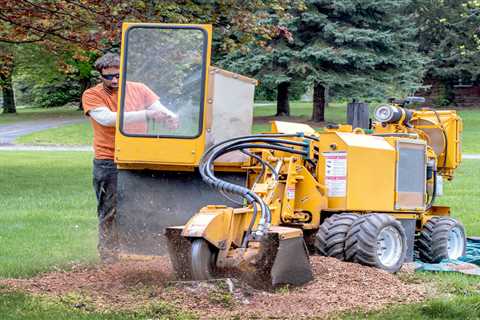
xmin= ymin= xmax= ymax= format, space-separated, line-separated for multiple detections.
xmin=459 ymin=237 xmax=480 ymax=265
xmin=415 ymin=238 xmax=480 ymax=276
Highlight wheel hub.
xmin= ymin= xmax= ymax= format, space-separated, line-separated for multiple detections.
xmin=377 ymin=226 xmax=403 ymax=268
xmin=447 ymin=227 xmax=464 ymax=259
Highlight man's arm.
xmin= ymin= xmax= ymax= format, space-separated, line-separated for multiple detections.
xmin=88 ymin=101 xmax=178 ymax=127
xmin=88 ymin=107 xmax=148 ymax=127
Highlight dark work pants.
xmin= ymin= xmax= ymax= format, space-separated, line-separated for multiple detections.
xmin=92 ymin=159 xmax=119 ymax=260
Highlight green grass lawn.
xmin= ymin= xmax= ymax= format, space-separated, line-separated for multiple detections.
xmin=456 ymin=108 xmax=480 ymax=154
xmin=344 ymin=295 xmax=480 ymax=319
xmin=252 ymin=101 xmax=350 ymax=133
xmin=0 ymin=291 xmax=196 ymax=320
xmin=0 ymin=105 xmax=83 ymax=125
xmin=0 ymin=291 xmax=136 ymax=320
xmin=343 ymin=271 xmax=480 ymax=319
xmin=437 ymin=159 xmax=480 ymax=235
xmin=16 ymin=121 xmax=93 ymax=146
xmin=253 ymin=102 xmax=480 ymax=153
xmin=0 ymin=151 xmax=478 ymax=319
xmin=0 ymin=152 xmax=98 ymax=278
xmin=253 ymin=101 xmax=350 ymax=120
xmin=11 ymin=102 xmax=480 ymax=154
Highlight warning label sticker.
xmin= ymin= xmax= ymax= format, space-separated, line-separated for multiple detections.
xmin=323 ymin=152 xmax=347 ymax=197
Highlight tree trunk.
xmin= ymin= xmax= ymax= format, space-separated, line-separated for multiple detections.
xmin=1 ymin=72 xmax=16 ymax=114
xmin=324 ymin=86 xmax=329 ymax=107
xmin=145 ymin=0 xmax=156 ymax=20
xmin=276 ymin=82 xmax=290 ymax=116
xmin=312 ymin=83 xmax=327 ymax=122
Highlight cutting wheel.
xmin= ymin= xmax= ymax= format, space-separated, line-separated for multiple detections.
xmin=191 ymin=239 xmax=218 ymax=280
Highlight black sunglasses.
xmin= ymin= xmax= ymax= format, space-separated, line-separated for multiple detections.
xmin=101 ymin=73 xmax=120 ymax=80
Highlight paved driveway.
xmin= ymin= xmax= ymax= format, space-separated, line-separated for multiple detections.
xmin=0 ymin=118 xmax=85 ymax=144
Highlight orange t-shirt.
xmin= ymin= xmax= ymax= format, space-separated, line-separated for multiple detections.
xmin=82 ymin=82 xmax=159 ymax=159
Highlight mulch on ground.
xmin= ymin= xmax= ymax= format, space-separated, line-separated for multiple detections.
xmin=0 ymin=256 xmax=425 ymax=319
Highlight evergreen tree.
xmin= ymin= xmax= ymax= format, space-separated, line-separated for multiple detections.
xmin=222 ymin=42 xmax=298 ymax=116
xmin=218 ymin=4 xmax=304 ymax=116
xmin=290 ymin=0 xmax=427 ymax=121
xmin=221 ymin=0 xmax=427 ymax=122
xmin=414 ymin=0 xmax=480 ymax=101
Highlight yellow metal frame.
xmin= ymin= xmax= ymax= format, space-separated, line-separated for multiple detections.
xmin=372 ymin=108 xmax=462 ymax=179
xmin=174 ymin=115 xmax=462 ymax=271
xmin=115 ymin=23 xmax=213 ymax=169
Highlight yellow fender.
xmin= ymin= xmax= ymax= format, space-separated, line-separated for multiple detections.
xmin=181 ymin=206 xmax=234 ymax=249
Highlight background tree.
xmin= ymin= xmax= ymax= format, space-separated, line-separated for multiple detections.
xmin=221 ymin=25 xmax=299 ymax=116
xmin=12 ymin=45 xmax=93 ymax=109
xmin=0 ymin=0 xmax=291 ymax=110
xmin=219 ymin=4 xmax=307 ymax=116
xmin=0 ymin=44 xmax=16 ymax=113
xmin=414 ymin=0 xmax=480 ymax=104
xmin=252 ymin=26 xmax=297 ymax=117
xmin=289 ymin=0 xmax=427 ymax=121
xmin=0 ymin=0 xmax=111 ymax=111
xmin=220 ymin=0 xmax=427 ymax=122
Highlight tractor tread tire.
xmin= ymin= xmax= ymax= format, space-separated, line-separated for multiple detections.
xmin=345 ymin=214 xmax=407 ymax=273
xmin=315 ymin=213 xmax=359 ymax=260
xmin=416 ymin=217 xmax=466 ymax=263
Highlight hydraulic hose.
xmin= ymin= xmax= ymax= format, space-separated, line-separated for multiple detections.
xmin=426 ymin=171 xmax=437 ymax=210
xmin=241 ymin=204 xmax=258 ymax=248
xmin=217 ymin=148 xmax=276 ymax=205
xmin=204 ymin=142 xmax=306 ymax=228
xmin=241 ymin=150 xmax=270 ymax=184
xmin=201 ymin=132 xmax=317 ymax=164
xmin=199 ymin=134 xmax=312 ymax=242
xmin=202 ymin=133 xmax=300 ymax=160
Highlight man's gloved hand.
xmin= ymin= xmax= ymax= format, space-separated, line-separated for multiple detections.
xmin=147 ymin=109 xmax=179 ymax=129
xmin=165 ymin=115 xmax=180 ymax=130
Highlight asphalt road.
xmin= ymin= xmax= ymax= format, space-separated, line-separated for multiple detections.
xmin=0 ymin=118 xmax=85 ymax=144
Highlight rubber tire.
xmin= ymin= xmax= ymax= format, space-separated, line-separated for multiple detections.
xmin=315 ymin=213 xmax=359 ymax=260
xmin=416 ymin=217 xmax=466 ymax=263
xmin=191 ymin=239 xmax=218 ymax=280
xmin=345 ymin=214 xmax=407 ymax=273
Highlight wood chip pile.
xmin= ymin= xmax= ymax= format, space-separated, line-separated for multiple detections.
xmin=0 ymin=256 xmax=425 ymax=319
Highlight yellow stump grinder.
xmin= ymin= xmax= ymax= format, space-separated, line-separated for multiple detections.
xmin=113 ymin=23 xmax=466 ymax=287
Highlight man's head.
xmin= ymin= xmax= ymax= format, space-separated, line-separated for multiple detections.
xmin=94 ymin=53 xmax=120 ymax=91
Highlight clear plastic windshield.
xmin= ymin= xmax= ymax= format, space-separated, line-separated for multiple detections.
xmin=120 ymin=27 xmax=206 ymax=137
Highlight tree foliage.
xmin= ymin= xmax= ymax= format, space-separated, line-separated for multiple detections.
xmin=291 ymin=0 xmax=427 ymax=121
xmin=1 ymin=1 xmax=477 ymax=117
xmin=0 ymin=0 xmax=293 ymax=111
xmin=0 ymin=0 xmax=289 ymax=60
xmin=222 ymin=0 xmax=427 ymax=121
xmin=415 ymin=0 xmax=480 ymax=83
xmin=219 ymin=1 xmax=306 ymax=115
xmin=13 ymin=45 xmax=77 ymax=107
